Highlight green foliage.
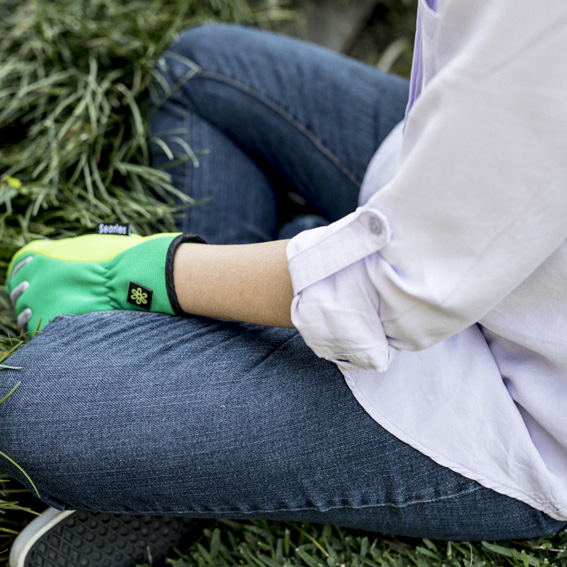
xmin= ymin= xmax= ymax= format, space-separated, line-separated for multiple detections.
xmin=136 ymin=520 xmax=567 ymax=567
xmin=346 ymin=0 xmax=417 ymax=77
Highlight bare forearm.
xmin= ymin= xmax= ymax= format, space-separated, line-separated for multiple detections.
xmin=173 ymin=239 xmax=294 ymax=328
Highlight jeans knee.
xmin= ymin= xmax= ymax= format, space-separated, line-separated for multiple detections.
xmin=164 ymin=24 xmax=237 ymax=70
xmin=153 ymin=25 xmax=215 ymax=96
xmin=152 ymin=24 xmax=242 ymax=109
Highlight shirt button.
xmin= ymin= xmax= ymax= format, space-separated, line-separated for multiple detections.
xmin=369 ymin=217 xmax=383 ymax=236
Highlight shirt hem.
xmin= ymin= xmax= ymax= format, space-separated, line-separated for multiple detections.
xmin=343 ymin=371 xmax=567 ymax=522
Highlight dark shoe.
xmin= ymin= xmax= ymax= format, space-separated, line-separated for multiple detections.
xmin=10 ymin=506 xmax=211 ymax=567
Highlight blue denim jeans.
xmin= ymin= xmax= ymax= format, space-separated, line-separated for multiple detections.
xmin=1 ymin=25 xmax=565 ymax=541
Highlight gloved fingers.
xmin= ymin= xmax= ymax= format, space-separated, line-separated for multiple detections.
xmin=9 ymin=283 xmax=34 ymax=332
xmin=7 ymin=250 xmax=50 ymax=333
xmin=8 ymin=254 xmax=34 ymax=281
xmin=10 ymin=282 xmax=35 ymax=333
xmin=7 ymin=254 xmax=34 ymax=291
xmin=7 ymin=268 xmax=34 ymax=332
xmin=7 ymin=254 xmax=35 ymax=317
xmin=9 ymin=280 xmax=30 ymax=307
xmin=17 ymin=308 xmax=33 ymax=331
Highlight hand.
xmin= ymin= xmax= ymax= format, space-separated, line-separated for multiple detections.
xmin=6 ymin=232 xmax=204 ymax=334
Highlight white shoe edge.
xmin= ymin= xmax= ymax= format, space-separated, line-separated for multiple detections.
xmin=9 ymin=507 xmax=76 ymax=567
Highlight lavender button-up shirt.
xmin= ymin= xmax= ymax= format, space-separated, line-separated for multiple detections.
xmin=287 ymin=0 xmax=567 ymax=519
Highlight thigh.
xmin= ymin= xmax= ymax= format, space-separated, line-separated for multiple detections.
xmin=151 ymin=104 xmax=282 ymax=243
xmin=152 ymin=24 xmax=409 ymax=222
xmin=1 ymin=312 xmax=563 ymax=541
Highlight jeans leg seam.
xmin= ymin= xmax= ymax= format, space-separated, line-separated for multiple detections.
xmin=117 ymin=486 xmax=484 ymax=518
xmin=191 ymin=70 xmax=363 ymax=188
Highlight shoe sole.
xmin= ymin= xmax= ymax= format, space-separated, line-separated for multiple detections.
xmin=10 ymin=507 xmax=210 ymax=567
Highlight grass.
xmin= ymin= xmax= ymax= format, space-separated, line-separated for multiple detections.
xmin=0 ymin=0 xmax=566 ymax=566
xmin=155 ymin=521 xmax=567 ymax=567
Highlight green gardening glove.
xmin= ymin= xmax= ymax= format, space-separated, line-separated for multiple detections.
xmin=6 ymin=232 xmax=205 ymax=334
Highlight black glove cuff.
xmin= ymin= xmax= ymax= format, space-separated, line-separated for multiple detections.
xmin=166 ymin=233 xmax=207 ymax=317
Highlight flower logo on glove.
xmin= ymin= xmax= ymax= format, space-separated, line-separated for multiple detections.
xmin=130 ymin=287 xmax=148 ymax=306
xmin=127 ymin=281 xmax=153 ymax=310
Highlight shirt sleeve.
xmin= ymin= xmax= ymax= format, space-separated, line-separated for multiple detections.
xmin=286 ymin=0 xmax=567 ymax=372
